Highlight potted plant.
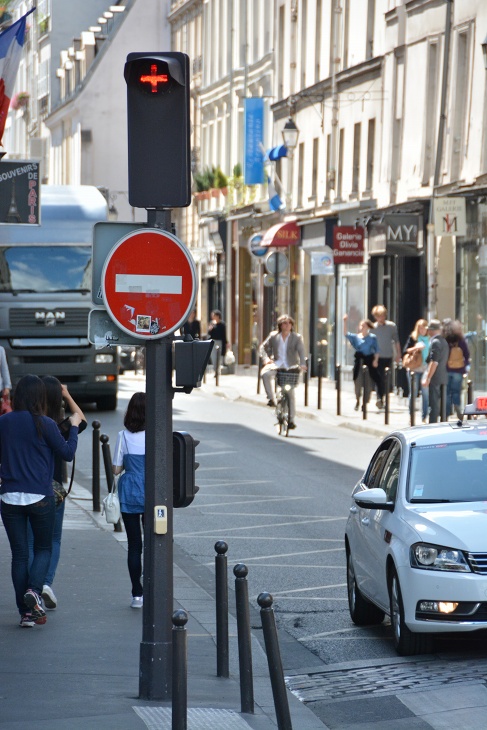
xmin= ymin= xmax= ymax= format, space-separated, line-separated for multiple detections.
xmin=215 ymin=167 xmax=228 ymax=196
xmin=10 ymin=92 xmax=29 ymax=111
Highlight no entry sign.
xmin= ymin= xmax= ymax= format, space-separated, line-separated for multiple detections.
xmin=102 ymin=228 xmax=197 ymax=339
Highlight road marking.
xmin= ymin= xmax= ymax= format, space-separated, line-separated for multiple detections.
xmin=115 ymin=273 xmax=182 ymax=294
xmin=202 ymin=547 xmax=343 ymax=565
xmin=272 ymin=583 xmax=346 ymax=595
xmin=297 ymin=626 xmax=371 ymax=640
xmin=242 ymin=563 xmax=343 ymax=568
xmin=176 ymin=516 xmax=340 ymax=536
xmin=195 ymin=497 xmax=310 ymax=508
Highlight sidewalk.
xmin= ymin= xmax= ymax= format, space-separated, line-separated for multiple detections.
xmin=0 ymin=481 xmax=327 ymax=730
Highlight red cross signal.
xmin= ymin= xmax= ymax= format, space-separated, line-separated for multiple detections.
xmin=139 ymin=64 xmax=168 ymax=92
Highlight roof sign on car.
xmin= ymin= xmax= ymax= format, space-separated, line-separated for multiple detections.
xmin=464 ymin=397 xmax=487 ymax=417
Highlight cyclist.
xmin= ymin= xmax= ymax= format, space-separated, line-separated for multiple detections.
xmin=260 ymin=314 xmax=307 ymax=430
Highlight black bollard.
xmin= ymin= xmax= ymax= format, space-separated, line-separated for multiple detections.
xmin=409 ymin=370 xmax=416 ymax=427
xmin=215 ymin=345 xmax=221 ymax=386
xmin=467 ymin=379 xmax=473 ymax=419
xmin=257 ymin=356 xmax=262 ymax=395
xmin=336 ymin=364 xmax=341 ymax=416
xmin=100 ymin=434 xmax=123 ymax=532
xmin=257 ymin=593 xmax=293 ymax=730
xmin=304 ymin=356 xmax=310 ymax=407
xmin=92 ymin=420 xmax=101 ymax=512
xmin=440 ymin=382 xmax=447 ymax=422
xmin=384 ymin=367 xmax=390 ymax=426
xmin=317 ymin=358 xmax=323 ymax=410
xmin=233 ymin=564 xmax=254 ymax=714
xmin=362 ymin=365 xmax=368 ymax=420
xmin=172 ymin=609 xmax=188 ymax=730
xmin=215 ymin=541 xmax=229 ymax=678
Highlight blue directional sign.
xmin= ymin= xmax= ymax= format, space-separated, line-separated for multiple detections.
xmin=244 ymin=98 xmax=264 ymax=185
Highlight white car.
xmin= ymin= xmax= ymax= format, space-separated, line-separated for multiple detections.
xmin=345 ymin=399 xmax=487 ymax=656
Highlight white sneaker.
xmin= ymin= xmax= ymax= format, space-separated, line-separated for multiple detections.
xmin=41 ymin=584 xmax=57 ymax=610
xmin=131 ymin=596 xmax=143 ymax=609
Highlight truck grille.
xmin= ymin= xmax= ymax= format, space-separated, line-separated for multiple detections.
xmin=9 ymin=308 xmax=89 ymax=329
xmin=467 ymin=553 xmax=487 ymax=575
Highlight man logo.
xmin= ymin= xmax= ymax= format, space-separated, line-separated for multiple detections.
xmin=35 ymin=311 xmax=65 ymax=327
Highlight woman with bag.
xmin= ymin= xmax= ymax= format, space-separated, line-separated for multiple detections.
xmin=112 ymin=392 xmax=146 ymax=608
xmin=0 ymin=374 xmax=81 ymax=627
xmin=343 ymin=314 xmax=383 ymax=411
xmin=403 ymin=319 xmax=430 ymax=423
xmin=443 ymin=319 xmax=470 ymax=419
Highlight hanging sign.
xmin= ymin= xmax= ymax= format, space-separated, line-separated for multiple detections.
xmin=332 ymin=226 xmax=364 ymax=264
xmin=433 ymin=197 xmax=467 ymax=236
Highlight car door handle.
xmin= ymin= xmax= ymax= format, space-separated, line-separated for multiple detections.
xmin=350 ymin=506 xmax=358 ymax=514
xmin=361 ymin=517 xmax=370 ymax=526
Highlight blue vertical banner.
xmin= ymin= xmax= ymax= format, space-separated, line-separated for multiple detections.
xmin=244 ymin=97 xmax=264 ymax=185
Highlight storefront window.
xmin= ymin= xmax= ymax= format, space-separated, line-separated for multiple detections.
xmin=338 ymin=267 xmax=368 ymax=373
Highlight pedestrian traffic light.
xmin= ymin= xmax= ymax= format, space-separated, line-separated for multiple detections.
xmin=173 ymin=431 xmax=200 ymax=508
xmin=124 ymin=51 xmax=191 ymax=209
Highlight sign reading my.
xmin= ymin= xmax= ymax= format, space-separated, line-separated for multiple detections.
xmin=332 ymin=226 xmax=364 ymax=264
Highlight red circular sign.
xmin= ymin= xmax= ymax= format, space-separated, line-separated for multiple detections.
xmin=102 ymin=228 xmax=197 ymax=339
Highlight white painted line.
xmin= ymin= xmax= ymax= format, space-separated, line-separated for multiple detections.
xmin=271 ymin=597 xmax=348 ymax=601
xmin=202 ymin=548 xmax=343 ymax=565
xmin=298 ymin=626 xmax=363 ymax=640
xmin=175 ymin=516 xmax=339 ymax=536
xmin=197 ymin=480 xmax=273 ymax=487
xmin=115 ymin=274 xmax=182 ymax=294
xmin=272 ymin=583 xmax=346 ymax=595
xmin=198 ymin=450 xmax=237 ymax=457
xmin=242 ymin=563 xmax=343 ymax=569
xmin=202 ymin=510 xmax=347 ymax=520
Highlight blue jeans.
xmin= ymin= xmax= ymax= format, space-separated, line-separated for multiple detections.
xmin=28 ymin=498 xmax=65 ymax=587
xmin=447 ymin=372 xmax=463 ymax=412
xmin=408 ymin=371 xmax=429 ymax=419
xmin=1 ymin=496 xmax=55 ymax=614
xmin=121 ymin=512 xmax=144 ymax=597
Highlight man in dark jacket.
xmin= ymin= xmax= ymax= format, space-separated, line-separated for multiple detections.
xmin=422 ymin=319 xmax=449 ymax=422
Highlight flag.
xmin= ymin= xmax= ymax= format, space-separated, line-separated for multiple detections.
xmin=0 ymin=8 xmax=34 ymax=145
xmin=266 ymin=144 xmax=288 ymax=161
xmin=268 ymin=176 xmax=285 ymax=212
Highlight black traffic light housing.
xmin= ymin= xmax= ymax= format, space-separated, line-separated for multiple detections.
xmin=174 ymin=338 xmax=214 ymax=389
xmin=124 ymin=52 xmax=191 ymax=209
xmin=173 ymin=431 xmax=199 ymax=508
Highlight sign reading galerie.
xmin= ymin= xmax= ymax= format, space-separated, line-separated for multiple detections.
xmin=332 ymin=226 xmax=364 ymax=264
xmin=433 ymin=197 xmax=467 ymax=237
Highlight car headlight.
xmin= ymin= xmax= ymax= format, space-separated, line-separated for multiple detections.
xmin=95 ymin=354 xmax=114 ymax=364
xmin=410 ymin=542 xmax=471 ymax=572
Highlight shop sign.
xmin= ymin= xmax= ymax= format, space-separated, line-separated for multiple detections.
xmin=368 ymin=215 xmax=420 ymax=255
xmin=311 ymin=247 xmax=334 ymax=275
xmin=332 ymin=226 xmax=364 ymax=264
xmin=433 ymin=197 xmax=467 ymax=237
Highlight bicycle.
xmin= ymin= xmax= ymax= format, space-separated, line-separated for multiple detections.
xmin=274 ymin=368 xmax=301 ymax=436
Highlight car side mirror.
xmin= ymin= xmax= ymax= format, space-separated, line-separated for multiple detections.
xmin=353 ymin=487 xmax=394 ymax=511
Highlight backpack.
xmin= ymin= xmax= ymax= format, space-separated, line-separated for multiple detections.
xmin=447 ymin=344 xmax=464 ymax=369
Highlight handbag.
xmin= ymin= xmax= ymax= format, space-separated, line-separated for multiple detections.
xmin=0 ymin=393 xmax=12 ymax=415
xmin=52 ymin=456 xmax=76 ymax=508
xmin=402 ymin=348 xmax=422 ymax=371
xmin=102 ymin=475 xmax=121 ymax=524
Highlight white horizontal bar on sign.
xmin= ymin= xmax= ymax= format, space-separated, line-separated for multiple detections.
xmin=115 ymin=274 xmax=182 ymax=294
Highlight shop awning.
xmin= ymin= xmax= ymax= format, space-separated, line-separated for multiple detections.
xmin=262 ymin=221 xmax=301 ymax=248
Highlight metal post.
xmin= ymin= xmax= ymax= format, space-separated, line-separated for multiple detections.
xmin=362 ymin=365 xmax=368 ymax=420
xmin=100 ymin=434 xmax=122 ymax=532
xmin=409 ymin=370 xmax=416 ymax=427
xmin=257 ymin=355 xmax=262 ymax=395
xmin=384 ymin=368 xmax=390 ymax=426
xmin=317 ymin=358 xmax=323 ymax=410
xmin=215 ymin=541 xmax=229 ymax=678
xmin=257 ymin=592 xmax=293 ymax=730
xmin=172 ymin=609 xmax=188 ymax=730
xmin=467 ymin=379 xmax=473 ymax=419
xmin=215 ymin=345 xmax=221 ymax=386
xmin=233 ymin=564 xmax=254 ymax=714
xmin=92 ymin=420 xmax=101 ymax=512
xmin=304 ymin=356 xmax=310 ymax=407
xmin=336 ymin=364 xmax=341 ymax=416
xmin=440 ymin=382 xmax=447 ymax=422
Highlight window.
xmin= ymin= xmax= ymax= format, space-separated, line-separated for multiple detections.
xmin=326 ymin=133 xmax=332 ymax=199
xmin=365 ymin=441 xmax=393 ymax=488
xmin=366 ymin=118 xmax=375 ymax=192
xmin=352 ymin=122 xmax=361 ymax=195
xmin=315 ymin=0 xmax=322 ymax=84
xmin=422 ymin=42 xmax=439 ymax=185
xmin=277 ymin=5 xmax=285 ymax=98
xmin=342 ymin=0 xmax=350 ymax=70
xmin=336 ymin=128 xmax=344 ymax=200
xmin=366 ymin=0 xmax=375 ymax=60
xmin=301 ymin=0 xmax=308 ymax=88
xmin=378 ymin=442 xmax=401 ymax=501
xmin=311 ymin=137 xmax=319 ymax=200
xmin=451 ymin=31 xmax=469 ymax=182
xmin=297 ymin=141 xmax=305 ymax=208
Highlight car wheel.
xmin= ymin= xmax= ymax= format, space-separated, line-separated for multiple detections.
xmin=347 ymin=551 xmax=385 ymax=626
xmin=389 ymin=568 xmax=432 ymax=656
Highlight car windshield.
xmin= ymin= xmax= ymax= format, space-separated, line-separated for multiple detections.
xmin=409 ymin=440 xmax=487 ymax=503
xmin=0 ymin=246 xmax=91 ymax=294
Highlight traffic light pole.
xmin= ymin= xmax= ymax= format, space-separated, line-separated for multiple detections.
xmin=139 ymin=208 xmax=174 ymax=700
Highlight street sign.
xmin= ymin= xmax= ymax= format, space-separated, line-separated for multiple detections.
xmin=265 ymin=251 xmax=288 ymax=275
xmin=102 ymin=228 xmax=197 ymax=340
xmin=248 ymin=233 xmax=267 ymax=258
xmin=92 ymin=221 xmax=144 ymax=306
xmin=88 ymin=307 xmax=142 ymax=347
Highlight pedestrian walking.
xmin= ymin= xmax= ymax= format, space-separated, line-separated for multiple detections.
xmin=371 ymin=305 xmax=402 ymax=408
xmin=0 ymin=374 xmax=81 ymax=627
xmin=403 ymin=319 xmax=430 ymax=422
xmin=443 ymin=318 xmax=470 ymax=419
xmin=37 ymin=377 xmax=87 ymax=610
xmin=0 ymin=343 xmax=12 ymax=411
xmin=207 ymin=309 xmax=228 ymax=374
xmin=343 ymin=314 xmax=382 ymax=411
xmin=181 ymin=308 xmax=201 ymax=339
xmin=260 ymin=314 xmax=306 ymax=429
xmin=422 ymin=320 xmax=449 ymax=423
xmin=112 ymin=392 xmax=146 ymax=608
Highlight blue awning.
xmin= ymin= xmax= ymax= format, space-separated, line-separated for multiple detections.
xmin=266 ymin=145 xmax=288 ymax=161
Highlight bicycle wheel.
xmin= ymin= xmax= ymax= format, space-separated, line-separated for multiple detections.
xmin=281 ymin=393 xmax=290 ymax=437
xmin=275 ymin=395 xmax=284 ymax=435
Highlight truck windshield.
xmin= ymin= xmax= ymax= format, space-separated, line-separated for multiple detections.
xmin=409 ymin=441 xmax=487 ymax=503
xmin=0 ymin=246 xmax=92 ymax=294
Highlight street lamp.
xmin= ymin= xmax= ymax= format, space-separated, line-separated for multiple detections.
xmin=482 ymin=34 xmax=487 ymax=70
xmin=281 ymin=117 xmax=299 ymax=212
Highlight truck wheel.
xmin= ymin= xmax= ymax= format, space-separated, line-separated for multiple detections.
xmin=97 ymin=395 xmax=117 ymax=411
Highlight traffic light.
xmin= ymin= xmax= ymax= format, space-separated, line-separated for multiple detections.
xmin=173 ymin=431 xmax=200 ymax=508
xmin=174 ymin=339 xmax=214 ymax=389
xmin=124 ymin=52 xmax=191 ymax=209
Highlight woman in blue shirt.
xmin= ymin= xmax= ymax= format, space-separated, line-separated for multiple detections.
xmin=344 ymin=314 xmax=383 ymax=410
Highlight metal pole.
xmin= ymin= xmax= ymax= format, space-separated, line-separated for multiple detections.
xmin=409 ymin=370 xmax=416 ymax=427
xmin=384 ymin=368 xmax=390 ymax=426
xmin=100 ymin=434 xmax=122 ymax=532
xmin=317 ymin=359 xmax=323 ymax=410
xmin=215 ymin=345 xmax=220 ymax=386
xmin=362 ymin=365 xmax=368 ymax=420
xmin=215 ymin=541 xmax=229 ymax=678
xmin=467 ymin=379 xmax=473 ymax=419
xmin=336 ymin=364 xmax=341 ymax=416
xmin=440 ymin=382 xmax=447 ymax=422
xmin=233 ymin=564 xmax=254 ymax=714
xmin=257 ymin=592 xmax=293 ymax=730
xmin=172 ymin=609 xmax=188 ymax=730
xmin=92 ymin=420 xmax=101 ymax=512
xmin=257 ymin=355 xmax=262 ymax=395
xmin=139 ymin=208 xmax=174 ymax=701
xmin=304 ymin=356 xmax=310 ymax=407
